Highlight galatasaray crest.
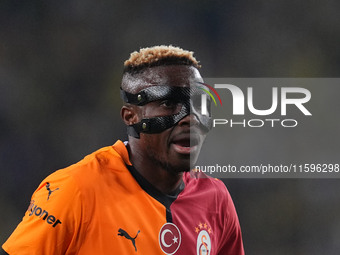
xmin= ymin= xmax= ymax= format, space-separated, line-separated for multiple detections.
xmin=195 ymin=222 xmax=212 ymax=255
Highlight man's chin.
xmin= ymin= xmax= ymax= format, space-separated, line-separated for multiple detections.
xmin=167 ymin=162 xmax=191 ymax=174
xmin=168 ymin=153 xmax=201 ymax=172
xmin=168 ymin=158 xmax=199 ymax=174
xmin=148 ymin=147 xmax=201 ymax=174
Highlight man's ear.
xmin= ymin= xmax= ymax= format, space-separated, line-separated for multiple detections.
xmin=121 ymin=105 xmax=139 ymax=125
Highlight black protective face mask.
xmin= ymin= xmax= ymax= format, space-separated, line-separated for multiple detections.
xmin=121 ymin=84 xmax=212 ymax=138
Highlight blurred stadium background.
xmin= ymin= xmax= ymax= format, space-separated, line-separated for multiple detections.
xmin=1 ymin=1 xmax=340 ymax=254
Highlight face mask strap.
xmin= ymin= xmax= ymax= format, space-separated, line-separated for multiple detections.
xmin=120 ymin=86 xmax=191 ymax=106
xmin=120 ymin=89 xmax=149 ymax=106
xmin=126 ymin=110 xmax=188 ymax=138
xmin=126 ymin=104 xmax=211 ymax=138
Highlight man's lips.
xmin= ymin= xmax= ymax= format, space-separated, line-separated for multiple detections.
xmin=170 ymin=134 xmax=200 ymax=155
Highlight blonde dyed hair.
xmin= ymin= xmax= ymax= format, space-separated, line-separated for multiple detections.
xmin=123 ymin=45 xmax=200 ymax=74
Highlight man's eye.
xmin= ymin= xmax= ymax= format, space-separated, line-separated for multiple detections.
xmin=160 ymin=100 xmax=177 ymax=108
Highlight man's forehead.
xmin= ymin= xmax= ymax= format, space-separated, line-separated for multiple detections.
xmin=122 ymin=65 xmax=203 ymax=93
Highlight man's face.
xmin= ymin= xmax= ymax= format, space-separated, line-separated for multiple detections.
xmin=131 ymin=65 xmax=207 ymax=174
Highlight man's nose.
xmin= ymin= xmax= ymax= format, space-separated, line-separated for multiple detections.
xmin=178 ymin=113 xmax=200 ymax=127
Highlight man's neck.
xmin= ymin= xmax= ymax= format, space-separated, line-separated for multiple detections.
xmin=127 ymin=144 xmax=184 ymax=195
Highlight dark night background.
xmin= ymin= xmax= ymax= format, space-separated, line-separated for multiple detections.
xmin=1 ymin=1 xmax=340 ymax=254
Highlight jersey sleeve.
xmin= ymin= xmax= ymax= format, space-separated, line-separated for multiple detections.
xmin=2 ymin=170 xmax=84 ymax=255
xmin=216 ymin=181 xmax=245 ymax=255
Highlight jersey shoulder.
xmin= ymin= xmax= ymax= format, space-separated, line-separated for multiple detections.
xmin=45 ymin=140 xmax=129 ymax=184
xmin=31 ymin=140 xmax=130 ymax=204
xmin=184 ymin=171 xmax=230 ymax=196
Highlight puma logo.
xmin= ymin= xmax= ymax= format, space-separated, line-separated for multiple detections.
xmin=45 ymin=182 xmax=59 ymax=200
xmin=118 ymin=228 xmax=140 ymax=252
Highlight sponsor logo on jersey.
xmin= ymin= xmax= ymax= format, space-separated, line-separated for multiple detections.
xmin=27 ymin=200 xmax=62 ymax=228
xmin=159 ymin=223 xmax=181 ymax=255
xmin=117 ymin=228 xmax=140 ymax=252
xmin=195 ymin=222 xmax=212 ymax=255
xmin=45 ymin=182 xmax=59 ymax=200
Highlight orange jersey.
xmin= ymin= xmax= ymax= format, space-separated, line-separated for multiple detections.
xmin=3 ymin=140 xmax=244 ymax=254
